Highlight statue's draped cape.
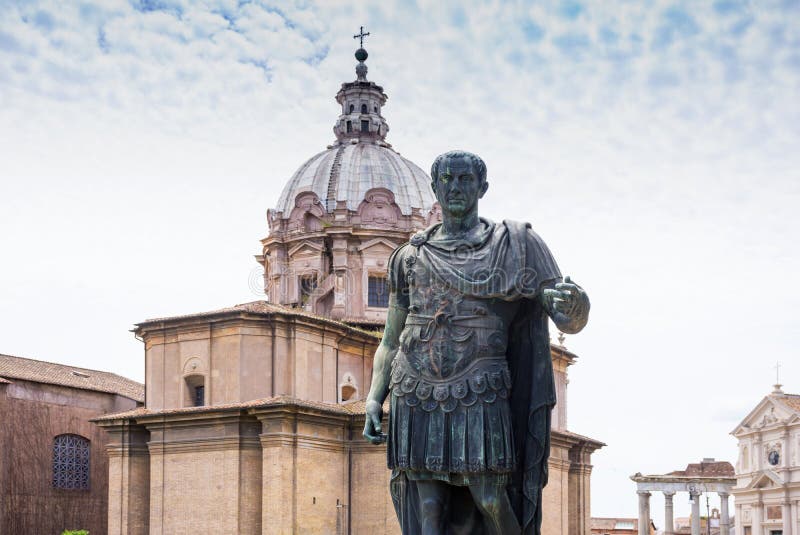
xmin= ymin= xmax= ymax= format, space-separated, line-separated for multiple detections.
xmin=389 ymin=219 xmax=561 ymax=535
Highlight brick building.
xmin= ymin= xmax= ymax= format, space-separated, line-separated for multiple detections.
xmin=0 ymin=353 xmax=143 ymax=534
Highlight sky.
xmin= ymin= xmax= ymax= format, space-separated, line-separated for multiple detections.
xmin=1 ymin=0 xmax=799 ymax=523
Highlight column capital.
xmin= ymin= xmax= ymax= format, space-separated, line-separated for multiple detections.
xmin=638 ymin=490 xmax=652 ymax=496
xmin=718 ymin=491 xmax=730 ymax=498
xmin=663 ymin=491 xmax=676 ymax=497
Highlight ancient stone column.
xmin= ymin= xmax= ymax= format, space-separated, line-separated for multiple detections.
xmin=690 ymin=491 xmax=702 ymax=535
xmin=638 ymin=491 xmax=651 ymax=535
xmin=719 ymin=492 xmax=730 ymax=535
xmin=664 ymin=491 xmax=675 ymax=535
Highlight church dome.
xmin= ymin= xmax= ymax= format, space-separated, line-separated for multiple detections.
xmin=259 ymin=35 xmax=441 ymax=325
xmin=274 ymin=143 xmax=435 ymax=216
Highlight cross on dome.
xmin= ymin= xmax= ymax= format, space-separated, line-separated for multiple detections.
xmin=353 ymin=26 xmax=370 ymax=48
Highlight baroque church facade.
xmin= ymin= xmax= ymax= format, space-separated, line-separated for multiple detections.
xmin=732 ymin=384 xmax=800 ymax=535
xmin=96 ymin=43 xmax=602 ymax=535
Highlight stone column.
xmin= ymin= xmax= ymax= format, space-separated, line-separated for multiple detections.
xmin=638 ymin=491 xmax=651 ymax=535
xmin=752 ymin=501 xmax=761 ymax=535
xmin=719 ymin=492 xmax=730 ymax=535
xmin=664 ymin=492 xmax=675 ymax=535
xmin=690 ymin=491 xmax=702 ymax=535
xmin=783 ymin=501 xmax=793 ymax=535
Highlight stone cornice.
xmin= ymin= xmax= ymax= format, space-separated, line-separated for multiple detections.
xmin=148 ymin=436 xmax=261 ymax=454
xmin=551 ymin=429 xmax=605 ymax=451
xmin=259 ymin=432 xmax=347 ymax=453
xmin=135 ymin=306 xmax=380 ymax=344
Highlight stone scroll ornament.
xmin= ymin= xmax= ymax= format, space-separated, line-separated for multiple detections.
xmin=363 ymin=150 xmax=590 ymax=535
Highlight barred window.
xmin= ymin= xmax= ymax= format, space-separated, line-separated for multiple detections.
xmin=53 ymin=434 xmax=90 ymax=490
xmin=368 ymin=276 xmax=389 ymax=308
xmin=194 ymin=385 xmax=205 ymax=407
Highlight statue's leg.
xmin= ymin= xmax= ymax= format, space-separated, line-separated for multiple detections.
xmin=416 ymin=480 xmax=450 ymax=535
xmin=467 ymin=477 xmax=521 ymax=535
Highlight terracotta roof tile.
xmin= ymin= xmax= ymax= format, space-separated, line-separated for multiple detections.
xmin=669 ymin=460 xmax=734 ymax=477
xmin=778 ymin=393 xmax=800 ymax=412
xmin=0 ymin=353 xmax=143 ymax=402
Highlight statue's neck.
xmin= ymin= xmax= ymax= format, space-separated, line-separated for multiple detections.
xmin=439 ymin=211 xmax=481 ymax=239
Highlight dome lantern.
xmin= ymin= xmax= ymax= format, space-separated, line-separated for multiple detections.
xmin=333 ymin=27 xmax=390 ymax=144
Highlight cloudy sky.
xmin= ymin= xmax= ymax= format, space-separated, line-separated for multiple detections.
xmin=1 ymin=0 xmax=799 ymax=522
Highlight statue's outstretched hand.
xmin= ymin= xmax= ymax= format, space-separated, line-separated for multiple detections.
xmin=543 ymin=276 xmax=584 ymax=316
xmin=363 ymin=399 xmax=387 ymax=444
xmin=542 ymin=276 xmax=590 ymax=334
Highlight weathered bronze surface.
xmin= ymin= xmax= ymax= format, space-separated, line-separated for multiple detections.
xmin=364 ymin=151 xmax=590 ymax=535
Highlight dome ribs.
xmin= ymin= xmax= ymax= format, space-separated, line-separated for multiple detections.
xmin=326 ymin=144 xmax=347 ymax=212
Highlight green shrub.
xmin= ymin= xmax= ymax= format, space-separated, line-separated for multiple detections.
xmin=61 ymin=530 xmax=89 ymax=535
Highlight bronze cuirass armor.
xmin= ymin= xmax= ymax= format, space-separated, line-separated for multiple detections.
xmin=387 ymin=240 xmax=517 ymax=476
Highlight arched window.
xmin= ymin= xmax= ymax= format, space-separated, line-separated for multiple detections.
xmin=53 ymin=434 xmax=90 ymax=490
xmin=184 ymin=374 xmax=205 ymax=407
xmin=373 ymin=106 xmax=378 ymax=113
xmin=340 ymin=373 xmax=358 ymax=402
xmin=349 ymin=104 xmax=354 ymax=113
xmin=360 ymin=103 xmax=367 ymax=114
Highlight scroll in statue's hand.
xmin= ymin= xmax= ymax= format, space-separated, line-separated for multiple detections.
xmin=363 ymin=399 xmax=387 ymax=444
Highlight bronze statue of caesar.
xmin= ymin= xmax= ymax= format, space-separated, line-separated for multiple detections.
xmin=363 ymin=150 xmax=590 ymax=535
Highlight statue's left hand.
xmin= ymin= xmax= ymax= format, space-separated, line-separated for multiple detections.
xmin=543 ymin=276 xmax=590 ymax=333
xmin=543 ymin=276 xmax=584 ymax=315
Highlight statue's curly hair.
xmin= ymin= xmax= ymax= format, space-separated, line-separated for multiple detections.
xmin=430 ymin=151 xmax=487 ymax=184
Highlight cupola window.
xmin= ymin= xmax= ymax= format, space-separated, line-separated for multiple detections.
xmin=300 ymin=275 xmax=317 ymax=306
xmin=361 ymin=103 xmax=367 ymax=114
xmin=346 ymin=120 xmax=352 ymax=133
xmin=361 ymin=120 xmax=369 ymax=133
xmin=373 ymin=106 xmax=378 ymax=113
xmin=349 ymin=104 xmax=354 ymax=113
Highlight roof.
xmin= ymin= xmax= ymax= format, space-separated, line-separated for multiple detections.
xmin=92 ymin=395 xmax=390 ymax=422
xmin=274 ymin=142 xmax=435 ymax=216
xmin=776 ymin=393 xmax=800 ymax=412
xmin=669 ymin=460 xmax=734 ymax=478
xmin=0 ymin=353 xmax=144 ymax=402
xmin=136 ymin=300 xmax=383 ymax=340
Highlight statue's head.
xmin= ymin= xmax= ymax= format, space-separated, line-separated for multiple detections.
xmin=430 ymin=151 xmax=488 ymax=217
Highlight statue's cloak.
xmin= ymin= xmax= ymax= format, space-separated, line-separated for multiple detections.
xmin=389 ymin=219 xmax=561 ymax=535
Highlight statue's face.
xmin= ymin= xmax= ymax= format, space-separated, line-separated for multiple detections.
xmin=432 ymin=157 xmax=488 ymax=217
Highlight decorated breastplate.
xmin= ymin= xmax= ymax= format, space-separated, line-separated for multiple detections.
xmin=389 ymin=242 xmax=513 ymax=411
